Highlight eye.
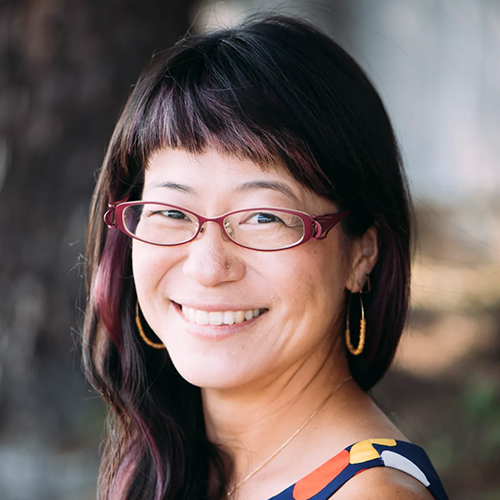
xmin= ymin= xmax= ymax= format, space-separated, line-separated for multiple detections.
xmin=245 ymin=212 xmax=285 ymax=224
xmin=148 ymin=209 xmax=189 ymax=220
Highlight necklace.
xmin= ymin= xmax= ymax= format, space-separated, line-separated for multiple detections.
xmin=226 ymin=375 xmax=353 ymax=498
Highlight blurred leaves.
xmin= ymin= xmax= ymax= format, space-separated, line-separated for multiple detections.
xmin=463 ymin=374 xmax=499 ymax=421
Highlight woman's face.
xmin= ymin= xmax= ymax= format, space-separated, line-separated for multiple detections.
xmin=132 ymin=148 xmax=353 ymax=391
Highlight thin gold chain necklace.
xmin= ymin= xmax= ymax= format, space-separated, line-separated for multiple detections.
xmin=226 ymin=375 xmax=353 ymax=498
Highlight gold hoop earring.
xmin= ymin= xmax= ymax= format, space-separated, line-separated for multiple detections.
xmin=135 ymin=303 xmax=166 ymax=349
xmin=345 ymin=292 xmax=366 ymax=356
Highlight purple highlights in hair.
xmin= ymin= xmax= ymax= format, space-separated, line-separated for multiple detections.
xmin=94 ymin=230 xmax=129 ymax=352
xmin=84 ymin=15 xmax=412 ymax=499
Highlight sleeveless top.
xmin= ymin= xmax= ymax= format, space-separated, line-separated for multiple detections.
xmin=268 ymin=439 xmax=449 ymax=500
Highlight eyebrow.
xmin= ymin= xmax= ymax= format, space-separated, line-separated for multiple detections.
xmin=148 ymin=179 xmax=300 ymax=204
xmin=235 ymin=180 xmax=301 ymax=204
xmin=149 ymin=181 xmax=196 ymax=194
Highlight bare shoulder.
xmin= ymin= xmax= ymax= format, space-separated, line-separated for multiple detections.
xmin=332 ymin=466 xmax=435 ymax=500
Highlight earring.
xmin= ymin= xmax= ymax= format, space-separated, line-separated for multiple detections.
xmin=345 ymin=291 xmax=366 ymax=356
xmin=135 ymin=303 xmax=166 ymax=349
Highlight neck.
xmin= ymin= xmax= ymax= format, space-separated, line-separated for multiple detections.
xmin=202 ymin=347 xmax=352 ymax=489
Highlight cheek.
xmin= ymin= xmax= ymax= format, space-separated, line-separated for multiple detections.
xmin=132 ymin=245 xmax=154 ymax=294
xmin=310 ymin=249 xmax=349 ymax=319
xmin=270 ymin=245 xmax=347 ymax=316
xmin=131 ymin=243 xmax=177 ymax=298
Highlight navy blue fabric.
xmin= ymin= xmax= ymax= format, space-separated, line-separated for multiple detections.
xmin=268 ymin=440 xmax=448 ymax=500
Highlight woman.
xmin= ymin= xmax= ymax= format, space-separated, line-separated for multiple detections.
xmin=83 ymin=15 xmax=449 ymax=500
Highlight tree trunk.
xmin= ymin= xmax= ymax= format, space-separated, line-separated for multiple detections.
xmin=0 ymin=0 xmax=196 ymax=447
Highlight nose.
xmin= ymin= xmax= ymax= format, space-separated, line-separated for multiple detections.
xmin=182 ymin=221 xmax=245 ymax=288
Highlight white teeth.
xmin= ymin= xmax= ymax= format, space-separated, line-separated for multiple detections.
xmin=209 ymin=311 xmax=223 ymax=325
xmin=196 ymin=310 xmax=209 ymax=325
xmin=189 ymin=308 xmax=196 ymax=323
xmin=223 ymin=311 xmax=235 ymax=325
xmin=181 ymin=305 xmax=263 ymax=326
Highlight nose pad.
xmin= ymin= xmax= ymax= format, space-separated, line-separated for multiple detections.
xmin=197 ymin=221 xmax=230 ymax=241
xmin=223 ymin=220 xmax=233 ymax=238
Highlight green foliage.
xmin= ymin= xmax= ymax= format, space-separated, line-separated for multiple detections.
xmin=463 ymin=374 xmax=498 ymax=420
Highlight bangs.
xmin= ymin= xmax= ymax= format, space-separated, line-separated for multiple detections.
xmin=117 ymin=28 xmax=335 ymax=198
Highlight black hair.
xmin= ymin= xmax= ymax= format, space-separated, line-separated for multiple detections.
xmin=84 ymin=14 xmax=411 ymax=499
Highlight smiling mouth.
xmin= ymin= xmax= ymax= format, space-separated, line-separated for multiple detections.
xmin=180 ymin=305 xmax=266 ymax=326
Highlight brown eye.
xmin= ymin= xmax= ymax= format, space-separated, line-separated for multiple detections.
xmin=148 ymin=209 xmax=189 ymax=220
xmin=245 ymin=212 xmax=284 ymax=224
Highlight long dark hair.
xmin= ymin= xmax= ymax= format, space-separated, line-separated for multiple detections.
xmin=83 ymin=14 xmax=411 ymax=500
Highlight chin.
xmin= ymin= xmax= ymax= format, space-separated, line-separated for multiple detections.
xmin=168 ymin=352 xmax=254 ymax=390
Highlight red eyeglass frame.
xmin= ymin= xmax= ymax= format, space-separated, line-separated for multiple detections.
xmin=104 ymin=201 xmax=351 ymax=251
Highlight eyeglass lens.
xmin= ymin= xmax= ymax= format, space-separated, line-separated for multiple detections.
xmin=122 ymin=203 xmax=306 ymax=250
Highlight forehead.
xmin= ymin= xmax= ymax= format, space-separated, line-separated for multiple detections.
xmin=145 ymin=148 xmax=289 ymax=183
xmin=142 ymin=148 xmax=336 ymax=211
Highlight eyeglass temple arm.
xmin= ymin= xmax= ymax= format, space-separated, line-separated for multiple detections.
xmin=104 ymin=196 xmax=131 ymax=228
xmin=313 ymin=210 xmax=351 ymax=239
xmin=104 ymin=205 xmax=117 ymax=228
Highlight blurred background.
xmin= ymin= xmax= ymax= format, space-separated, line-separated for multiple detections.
xmin=0 ymin=1 xmax=499 ymax=499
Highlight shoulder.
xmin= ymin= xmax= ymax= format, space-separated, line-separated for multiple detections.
xmin=332 ymin=466 xmax=435 ymax=500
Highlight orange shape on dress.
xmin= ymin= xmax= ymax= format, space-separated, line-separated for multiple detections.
xmin=292 ymin=449 xmax=350 ymax=500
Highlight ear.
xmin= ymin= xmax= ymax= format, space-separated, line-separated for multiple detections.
xmin=345 ymin=226 xmax=378 ymax=293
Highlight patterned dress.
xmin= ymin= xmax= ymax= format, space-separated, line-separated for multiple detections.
xmin=269 ymin=439 xmax=448 ymax=500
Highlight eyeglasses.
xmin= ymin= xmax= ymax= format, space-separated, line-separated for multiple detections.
xmin=104 ymin=201 xmax=350 ymax=251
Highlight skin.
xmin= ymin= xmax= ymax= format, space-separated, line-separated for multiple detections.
xmin=132 ymin=148 xmax=431 ymax=499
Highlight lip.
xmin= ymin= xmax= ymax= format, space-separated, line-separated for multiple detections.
xmin=171 ymin=301 xmax=268 ymax=339
xmin=172 ymin=299 xmax=265 ymax=312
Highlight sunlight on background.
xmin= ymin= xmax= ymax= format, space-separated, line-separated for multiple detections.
xmin=198 ymin=2 xmax=500 ymax=498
